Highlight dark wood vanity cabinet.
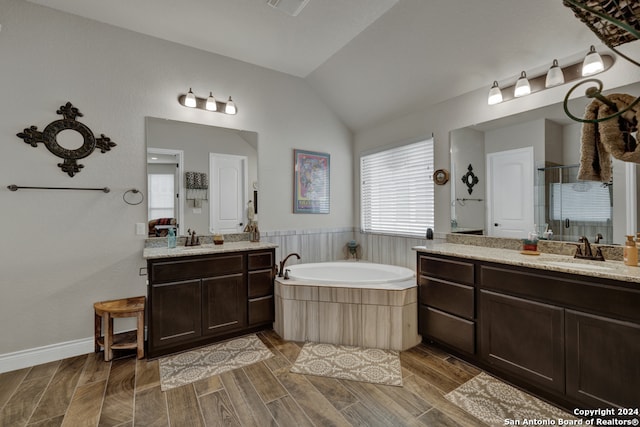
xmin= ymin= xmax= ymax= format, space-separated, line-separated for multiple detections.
xmin=416 ymin=251 xmax=640 ymax=410
xmin=147 ymin=249 xmax=275 ymax=358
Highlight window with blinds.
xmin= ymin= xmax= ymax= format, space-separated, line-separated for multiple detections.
xmin=550 ymin=181 xmax=612 ymax=222
xmin=147 ymin=174 xmax=175 ymax=220
xmin=360 ymin=138 xmax=434 ymax=237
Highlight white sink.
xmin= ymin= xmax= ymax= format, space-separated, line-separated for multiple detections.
xmin=547 ymin=261 xmax=612 ymax=272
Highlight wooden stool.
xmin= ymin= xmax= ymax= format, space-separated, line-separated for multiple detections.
xmin=94 ymin=296 xmax=145 ymax=362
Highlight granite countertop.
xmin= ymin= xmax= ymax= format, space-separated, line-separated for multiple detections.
xmin=413 ymin=241 xmax=640 ymax=284
xmin=143 ymin=241 xmax=278 ymax=259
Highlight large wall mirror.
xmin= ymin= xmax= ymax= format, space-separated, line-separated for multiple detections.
xmin=145 ymin=117 xmax=258 ymax=237
xmin=450 ymin=81 xmax=640 ymax=245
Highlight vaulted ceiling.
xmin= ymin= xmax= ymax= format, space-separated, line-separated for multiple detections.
xmin=27 ymin=0 xmax=608 ymax=131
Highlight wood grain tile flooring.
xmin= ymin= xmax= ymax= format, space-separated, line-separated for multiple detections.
xmin=0 ymin=331 xmax=488 ymax=427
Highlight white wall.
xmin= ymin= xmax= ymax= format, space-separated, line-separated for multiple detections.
xmin=0 ymin=0 xmax=353 ymax=365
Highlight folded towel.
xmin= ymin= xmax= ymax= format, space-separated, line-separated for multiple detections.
xmin=579 ymin=93 xmax=640 ymax=182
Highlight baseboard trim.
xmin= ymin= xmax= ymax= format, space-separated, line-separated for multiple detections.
xmin=0 ymin=337 xmax=94 ymax=374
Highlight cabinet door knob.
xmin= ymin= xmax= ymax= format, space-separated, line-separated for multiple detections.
xmin=494 ymin=223 xmax=499 ymax=227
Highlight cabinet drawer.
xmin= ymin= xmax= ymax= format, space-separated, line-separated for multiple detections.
xmin=150 ymin=254 xmax=244 ymax=283
xmin=419 ymin=255 xmax=474 ymax=284
xmin=248 ymin=251 xmax=274 ymax=270
xmin=249 ymin=269 xmax=274 ymax=298
xmin=419 ymin=306 xmax=475 ymax=354
xmin=249 ymin=296 xmax=274 ymax=325
xmin=419 ymin=276 xmax=474 ymax=319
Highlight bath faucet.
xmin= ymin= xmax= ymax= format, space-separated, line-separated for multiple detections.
xmin=579 ymin=236 xmax=593 ymax=258
xmin=278 ymin=253 xmax=300 ymax=277
xmin=574 ymin=236 xmax=605 ymax=261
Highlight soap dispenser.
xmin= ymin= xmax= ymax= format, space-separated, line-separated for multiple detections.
xmin=623 ymin=235 xmax=638 ymax=266
xmin=167 ymin=227 xmax=176 ymax=249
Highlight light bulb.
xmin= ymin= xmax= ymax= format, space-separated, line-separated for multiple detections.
xmin=488 ymin=81 xmax=503 ymax=105
xmin=225 ymin=96 xmax=237 ymax=115
xmin=205 ymin=92 xmax=217 ymax=111
xmin=582 ymin=45 xmax=604 ymax=76
xmin=545 ymin=59 xmax=565 ymax=88
xmin=514 ymin=71 xmax=531 ymax=97
xmin=184 ymin=88 xmax=197 ymax=108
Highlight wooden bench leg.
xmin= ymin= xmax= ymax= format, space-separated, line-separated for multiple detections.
xmin=94 ymin=312 xmax=101 ymax=353
xmin=104 ymin=313 xmax=113 ymax=362
xmin=136 ymin=311 xmax=144 ymax=359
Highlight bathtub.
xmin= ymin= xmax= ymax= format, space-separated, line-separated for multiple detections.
xmin=286 ymin=262 xmax=416 ymax=289
xmin=274 ymin=261 xmax=421 ymax=351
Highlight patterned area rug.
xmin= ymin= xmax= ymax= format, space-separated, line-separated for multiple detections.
xmin=159 ymin=334 xmax=273 ymax=391
xmin=445 ymin=372 xmax=579 ymax=427
xmin=290 ymin=342 xmax=403 ymax=386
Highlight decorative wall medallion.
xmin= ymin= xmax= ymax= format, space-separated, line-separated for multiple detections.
xmin=433 ymin=168 xmax=450 ymax=185
xmin=17 ymin=102 xmax=116 ymax=177
xmin=461 ymin=164 xmax=479 ymax=194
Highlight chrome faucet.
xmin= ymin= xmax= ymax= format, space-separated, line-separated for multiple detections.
xmin=278 ymin=253 xmax=300 ymax=277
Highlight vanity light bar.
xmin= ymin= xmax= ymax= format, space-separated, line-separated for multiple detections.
xmin=488 ymin=53 xmax=614 ymax=105
xmin=178 ymin=90 xmax=238 ymax=115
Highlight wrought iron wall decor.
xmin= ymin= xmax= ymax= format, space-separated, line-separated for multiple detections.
xmin=461 ymin=164 xmax=479 ymax=194
xmin=17 ymin=102 xmax=116 ymax=177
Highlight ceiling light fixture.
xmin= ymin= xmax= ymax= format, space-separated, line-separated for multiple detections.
xmin=582 ymin=45 xmax=605 ymax=76
xmin=487 ymin=49 xmax=614 ymax=105
xmin=487 ymin=81 xmax=503 ymax=105
xmin=266 ymin=0 xmax=311 ymax=17
xmin=545 ymin=59 xmax=565 ymax=88
xmin=178 ymin=89 xmax=238 ymax=115
xmin=514 ymin=71 xmax=531 ymax=97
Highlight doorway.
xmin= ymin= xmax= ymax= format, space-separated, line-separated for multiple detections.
xmin=486 ymin=147 xmax=534 ymax=238
xmin=147 ymin=148 xmax=184 ymax=236
xmin=209 ymin=153 xmax=248 ymax=233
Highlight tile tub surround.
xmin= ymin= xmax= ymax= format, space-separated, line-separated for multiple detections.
xmin=274 ymin=278 xmax=421 ymax=351
xmin=414 ymin=241 xmax=640 ymax=284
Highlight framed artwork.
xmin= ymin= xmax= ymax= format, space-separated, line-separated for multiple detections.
xmin=293 ymin=149 xmax=330 ymax=214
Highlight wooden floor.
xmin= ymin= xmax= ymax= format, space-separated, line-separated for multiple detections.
xmin=0 ymin=330 xmax=489 ymax=427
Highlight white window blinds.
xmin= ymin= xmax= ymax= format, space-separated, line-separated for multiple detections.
xmin=361 ymin=138 xmax=435 ymax=237
xmin=148 ymin=174 xmax=175 ymax=220
xmin=550 ymin=182 xmax=612 ymax=222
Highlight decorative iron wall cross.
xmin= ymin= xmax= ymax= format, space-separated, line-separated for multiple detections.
xmin=17 ymin=102 xmax=116 ymax=177
xmin=461 ymin=164 xmax=479 ymax=194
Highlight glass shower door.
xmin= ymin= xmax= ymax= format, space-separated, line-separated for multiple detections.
xmin=537 ymin=165 xmax=613 ymax=244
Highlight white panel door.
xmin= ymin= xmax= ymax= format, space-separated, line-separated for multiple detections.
xmin=486 ymin=147 xmax=534 ymax=238
xmin=210 ymin=154 xmax=248 ymax=233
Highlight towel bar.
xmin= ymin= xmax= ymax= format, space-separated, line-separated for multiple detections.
xmin=7 ymin=184 xmax=110 ymax=193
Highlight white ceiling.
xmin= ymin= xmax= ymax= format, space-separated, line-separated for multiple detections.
xmin=28 ymin=0 xmax=605 ymax=131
